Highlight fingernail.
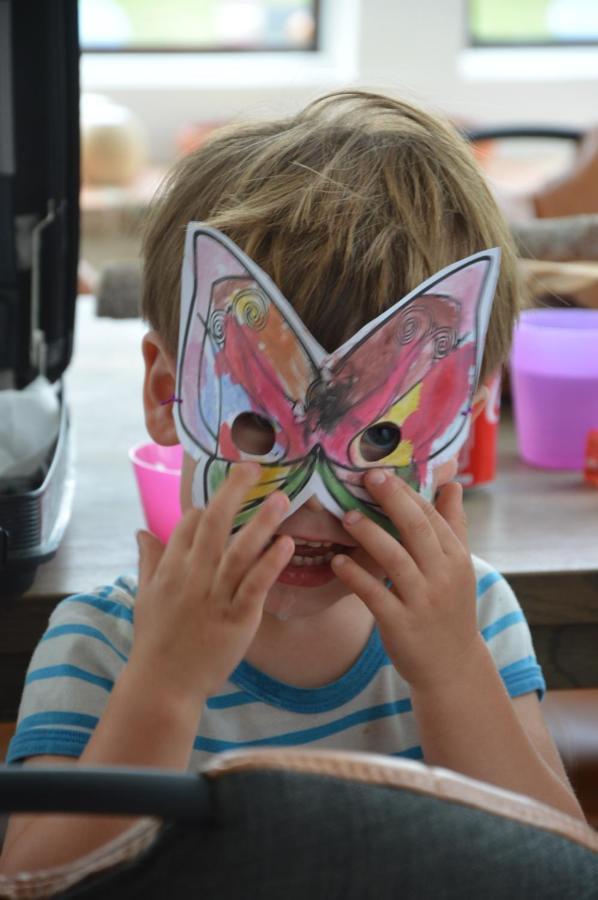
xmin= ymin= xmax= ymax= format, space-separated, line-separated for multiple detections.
xmin=344 ymin=509 xmax=362 ymax=525
xmin=239 ymin=462 xmax=261 ymax=480
xmin=369 ymin=469 xmax=386 ymax=485
xmin=269 ymin=491 xmax=289 ymax=512
xmin=332 ymin=554 xmax=347 ymax=567
xmin=278 ymin=535 xmax=294 ymax=553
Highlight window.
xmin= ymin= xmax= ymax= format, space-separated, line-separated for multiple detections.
xmin=468 ymin=0 xmax=598 ymax=47
xmin=79 ymin=0 xmax=319 ymax=52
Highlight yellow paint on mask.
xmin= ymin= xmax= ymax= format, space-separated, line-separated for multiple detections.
xmin=362 ymin=382 xmax=422 ymax=468
xmin=243 ymin=464 xmax=292 ymax=503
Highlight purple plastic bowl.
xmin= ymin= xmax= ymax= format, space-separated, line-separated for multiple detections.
xmin=511 ymin=309 xmax=598 ymax=470
xmin=129 ymin=442 xmax=183 ymax=544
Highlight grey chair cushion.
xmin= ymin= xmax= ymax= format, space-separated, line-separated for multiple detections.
xmin=62 ymin=767 xmax=598 ymax=900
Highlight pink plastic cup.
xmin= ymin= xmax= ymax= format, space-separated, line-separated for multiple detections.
xmin=129 ymin=443 xmax=183 ymax=544
xmin=510 ymin=309 xmax=598 ymax=470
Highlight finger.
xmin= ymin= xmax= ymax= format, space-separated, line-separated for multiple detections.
xmin=403 ymin=477 xmax=465 ymax=552
xmin=331 ymin=554 xmax=400 ymax=622
xmin=233 ymin=535 xmax=295 ymax=616
xmin=363 ymin=470 xmax=446 ymax=573
xmin=153 ymin=507 xmax=203 ymax=573
xmin=341 ymin=509 xmax=424 ymax=598
xmin=216 ymin=491 xmax=291 ymax=597
xmin=434 ymin=482 xmax=470 ymax=551
xmin=136 ymin=529 xmax=165 ymax=592
xmin=170 ymin=506 xmax=202 ymax=547
xmin=368 ymin=470 xmax=463 ymax=556
xmin=190 ymin=462 xmax=262 ymax=561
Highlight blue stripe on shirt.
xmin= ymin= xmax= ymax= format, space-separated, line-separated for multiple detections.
xmin=207 ymin=691 xmax=257 ymax=710
xmin=481 ymin=610 xmax=524 ymax=642
xmin=231 ymin=626 xmax=387 ymax=713
xmin=7 ymin=712 xmax=100 ymax=762
xmin=114 ymin=575 xmax=137 ymax=598
xmin=391 ymin=745 xmax=424 ymax=760
xmin=42 ymin=624 xmax=128 ymax=663
xmin=25 ymin=665 xmax=114 ymax=693
xmin=499 ymin=656 xmax=546 ymax=700
xmin=17 ymin=711 xmax=100 ymax=732
xmin=61 ymin=594 xmax=134 ymax=623
xmin=7 ymin=727 xmax=91 ymax=763
xmin=194 ymin=699 xmax=412 ymax=753
xmin=500 ymin=656 xmax=536 ymax=680
xmin=476 ymin=570 xmax=503 ymax=599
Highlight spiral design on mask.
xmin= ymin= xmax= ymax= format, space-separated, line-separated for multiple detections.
xmin=208 ymin=309 xmax=226 ymax=346
xmin=232 ymin=288 xmax=269 ymax=331
xmin=396 ymin=306 xmax=432 ymax=345
xmin=432 ymin=326 xmax=457 ymax=358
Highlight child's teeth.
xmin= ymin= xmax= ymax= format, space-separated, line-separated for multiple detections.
xmin=290 ymin=550 xmax=336 ymax=567
xmin=295 ymin=540 xmax=333 ymax=549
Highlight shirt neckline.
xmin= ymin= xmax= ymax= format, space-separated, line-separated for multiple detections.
xmin=229 ymin=625 xmax=388 ymax=713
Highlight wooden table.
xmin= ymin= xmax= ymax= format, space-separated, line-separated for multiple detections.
xmin=1 ymin=297 xmax=597 ymax=716
xmin=466 ymin=429 xmax=598 ymax=693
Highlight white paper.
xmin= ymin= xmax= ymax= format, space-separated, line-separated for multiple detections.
xmin=0 ymin=376 xmax=61 ymax=486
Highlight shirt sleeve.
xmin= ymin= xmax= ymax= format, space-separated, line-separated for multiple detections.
xmin=6 ymin=576 xmax=136 ymax=764
xmin=472 ymin=555 xmax=546 ymax=700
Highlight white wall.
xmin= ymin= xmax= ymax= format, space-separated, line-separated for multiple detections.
xmin=81 ymin=0 xmax=598 ymax=163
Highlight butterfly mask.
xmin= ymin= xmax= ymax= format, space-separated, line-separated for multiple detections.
xmin=173 ymin=224 xmax=500 ymax=534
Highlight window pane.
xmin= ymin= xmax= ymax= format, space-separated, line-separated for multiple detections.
xmin=469 ymin=0 xmax=598 ymax=46
xmin=79 ymin=0 xmax=318 ymax=51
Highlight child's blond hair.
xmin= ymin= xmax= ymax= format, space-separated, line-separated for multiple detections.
xmin=142 ymin=90 xmax=520 ymax=382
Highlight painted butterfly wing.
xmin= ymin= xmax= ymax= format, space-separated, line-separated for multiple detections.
xmin=317 ymin=255 xmax=497 ymax=508
xmin=175 ymin=227 xmax=323 ymax=514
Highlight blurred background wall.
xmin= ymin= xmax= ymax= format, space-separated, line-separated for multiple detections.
xmin=80 ymin=0 xmax=598 ymax=164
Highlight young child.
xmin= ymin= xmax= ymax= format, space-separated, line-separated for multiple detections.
xmin=0 ymin=90 xmax=584 ymax=873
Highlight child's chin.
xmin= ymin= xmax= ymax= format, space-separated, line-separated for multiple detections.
xmin=264 ymin=577 xmax=341 ymax=621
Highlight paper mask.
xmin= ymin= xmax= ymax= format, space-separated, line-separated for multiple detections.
xmin=174 ymin=224 xmax=500 ymax=533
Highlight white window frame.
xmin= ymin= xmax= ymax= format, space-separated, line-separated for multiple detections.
xmin=81 ymin=0 xmax=359 ymax=90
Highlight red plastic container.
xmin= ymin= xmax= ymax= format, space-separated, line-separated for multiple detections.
xmin=584 ymin=430 xmax=598 ymax=487
xmin=457 ymin=373 xmax=501 ymax=488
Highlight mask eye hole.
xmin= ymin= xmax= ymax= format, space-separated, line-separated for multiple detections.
xmin=359 ymin=422 xmax=401 ymax=462
xmin=231 ymin=412 xmax=276 ymax=456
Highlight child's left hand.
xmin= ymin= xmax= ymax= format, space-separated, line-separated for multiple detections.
xmin=331 ymin=470 xmax=482 ymax=692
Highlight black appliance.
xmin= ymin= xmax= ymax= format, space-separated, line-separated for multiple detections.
xmin=0 ymin=0 xmax=79 ymax=597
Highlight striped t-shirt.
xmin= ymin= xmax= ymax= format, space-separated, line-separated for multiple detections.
xmin=7 ymin=555 xmax=545 ymax=767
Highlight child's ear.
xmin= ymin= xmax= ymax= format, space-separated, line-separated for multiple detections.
xmin=141 ymin=331 xmax=179 ymax=445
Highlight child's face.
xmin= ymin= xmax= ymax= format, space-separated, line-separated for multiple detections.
xmin=143 ymin=332 xmax=486 ymax=622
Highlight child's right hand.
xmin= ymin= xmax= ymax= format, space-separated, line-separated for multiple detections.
xmin=128 ymin=463 xmax=294 ymax=705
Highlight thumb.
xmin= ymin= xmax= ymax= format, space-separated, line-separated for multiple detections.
xmin=136 ymin=529 xmax=164 ymax=591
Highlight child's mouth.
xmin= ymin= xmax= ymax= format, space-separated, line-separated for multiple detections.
xmin=277 ymin=539 xmax=354 ymax=587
